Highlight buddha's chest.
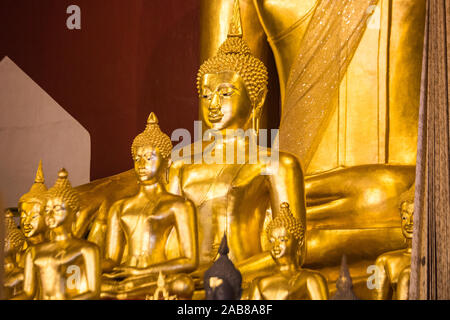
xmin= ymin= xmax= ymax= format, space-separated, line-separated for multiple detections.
xmin=259 ymin=274 xmax=309 ymax=300
xmin=34 ymin=247 xmax=83 ymax=276
xmin=120 ymin=208 xmax=172 ymax=237
xmin=180 ymin=164 xmax=265 ymax=207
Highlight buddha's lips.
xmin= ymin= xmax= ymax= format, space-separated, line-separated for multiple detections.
xmin=138 ymin=170 xmax=149 ymax=176
xmin=208 ymin=111 xmax=224 ymax=122
xmin=46 ymin=217 xmax=56 ymax=226
xmin=271 ymin=248 xmax=282 ymax=257
xmin=404 ymin=227 xmax=413 ymax=233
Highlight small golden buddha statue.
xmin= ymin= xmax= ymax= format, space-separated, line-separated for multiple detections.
xmin=22 ymin=168 xmax=101 ymax=300
xmin=100 ymin=112 xmax=198 ymax=300
xmin=373 ymin=185 xmax=414 ymax=300
xmin=3 ymin=210 xmax=25 ymax=299
xmin=4 ymin=161 xmax=48 ymax=298
xmin=145 ymin=272 xmax=177 ymax=300
xmin=3 ymin=209 xmax=25 ymax=279
xmin=248 ymin=203 xmax=328 ymax=300
xmin=17 ymin=161 xmax=48 ymax=259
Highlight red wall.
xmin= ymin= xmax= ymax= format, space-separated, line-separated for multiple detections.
xmin=1 ymin=0 xmax=200 ymax=181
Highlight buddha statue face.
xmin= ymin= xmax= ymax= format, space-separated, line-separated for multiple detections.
xmin=400 ymin=201 xmax=414 ymax=239
xmin=131 ymin=112 xmax=172 ymax=184
xmin=197 ymin=21 xmax=268 ymax=132
xmin=268 ymin=226 xmax=298 ymax=264
xmin=19 ymin=201 xmax=46 ymax=238
xmin=200 ymin=71 xmax=256 ymax=131
xmin=18 ymin=161 xmax=47 ymax=238
xmin=45 ymin=197 xmax=73 ymax=229
xmin=43 ymin=168 xmax=79 ymax=230
xmin=266 ymin=203 xmax=304 ymax=266
xmin=133 ymin=145 xmax=168 ymax=183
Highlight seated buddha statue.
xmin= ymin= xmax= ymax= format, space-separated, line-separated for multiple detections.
xmin=3 ymin=209 xmax=26 ymax=298
xmin=22 ymin=168 xmax=101 ymax=300
xmin=100 ymin=112 xmax=198 ymax=300
xmin=4 ymin=161 xmax=48 ymax=298
xmin=373 ymin=185 xmax=414 ymax=300
xmin=248 ymin=203 xmax=328 ymax=300
xmin=76 ymin=3 xmax=307 ymax=289
xmin=200 ymin=0 xmax=423 ymax=274
xmin=167 ymin=7 xmax=307 ymax=284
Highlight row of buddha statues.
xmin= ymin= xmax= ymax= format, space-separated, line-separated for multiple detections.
xmin=3 ymin=0 xmax=421 ymax=300
xmin=3 ymin=112 xmax=414 ymax=300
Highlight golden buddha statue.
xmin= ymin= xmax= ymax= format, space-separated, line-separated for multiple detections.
xmin=4 ymin=161 xmax=48 ymax=298
xmin=373 ymin=185 xmax=414 ymax=300
xmin=167 ymin=6 xmax=306 ymax=282
xmin=22 ymin=168 xmax=101 ymax=300
xmin=17 ymin=161 xmax=48 ymax=259
xmin=145 ymin=272 xmax=177 ymax=300
xmin=248 ymin=203 xmax=328 ymax=300
xmin=3 ymin=209 xmax=25 ymax=283
xmin=200 ymin=0 xmax=424 ymax=292
xmin=100 ymin=112 xmax=198 ymax=300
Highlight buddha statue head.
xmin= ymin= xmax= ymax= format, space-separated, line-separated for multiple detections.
xmin=204 ymin=234 xmax=242 ymax=300
xmin=197 ymin=0 xmax=268 ymax=132
xmin=266 ymin=202 xmax=305 ymax=267
xmin=331 ymin=254 xmax=359 ymax=300
xmin=398 ymin=185 xmax=415 ymax=240
xmin=18 ymin=160 xmax=47 ymax=238
xmin=131 ymin=112 xmax=173 ymax=184
xmin=44 ymin=168 xmax=80 ymax=230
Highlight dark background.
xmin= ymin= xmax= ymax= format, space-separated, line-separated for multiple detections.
xmin=1 ymin=0 xmax=200 ymax=181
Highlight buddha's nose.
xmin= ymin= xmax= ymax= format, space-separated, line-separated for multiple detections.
xmin=209 ymin=92 xmax=221 ymax=110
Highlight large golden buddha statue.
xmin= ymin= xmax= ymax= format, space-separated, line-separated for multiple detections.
xmin=168 ymin=9 xmax=306 ymax=282
xmin=22 ymin=169 xmax=101 ymax=300
xmin=100 ymin=112 xmax=198 ymax=300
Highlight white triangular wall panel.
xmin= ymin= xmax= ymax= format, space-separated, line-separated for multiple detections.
xmin=0 ymin=56 xmax=90 ymax=208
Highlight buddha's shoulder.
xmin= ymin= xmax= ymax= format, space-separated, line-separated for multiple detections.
xmin=108 ymin=197 xmax=130 ymax=211
xmin=277 ymin=151 xmax=303 ymax=168
xmin=60 ymin=239 xmax=99 ymax=257
xmin=160 ymin=192 xmax=196 ymax=211
xmin=376 ymin=249 xmax=410 ymax=264
xmin=301 ymin=269 xmax=327 ymax=281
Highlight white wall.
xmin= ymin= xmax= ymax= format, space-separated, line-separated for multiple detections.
xmin=0 ymin=57 xmax=90 ymax=208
